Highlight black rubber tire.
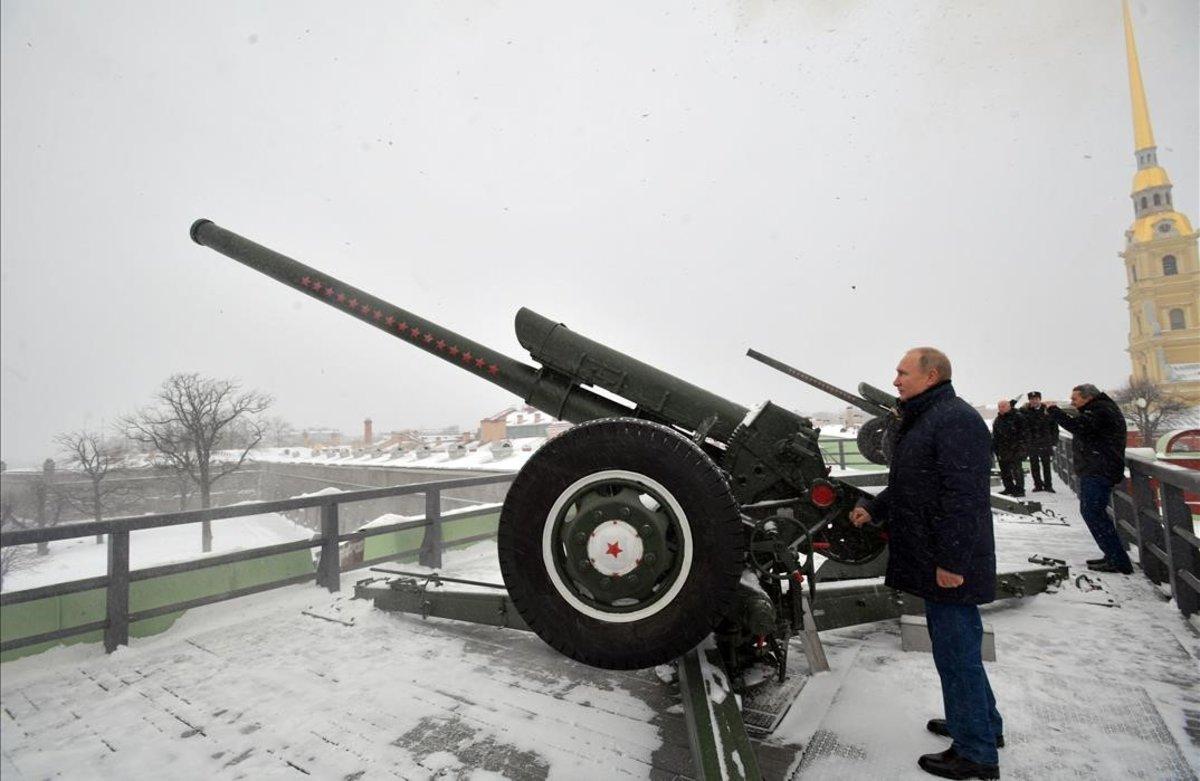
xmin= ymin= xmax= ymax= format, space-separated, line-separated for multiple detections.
xmin=498 ymin=418 xmax=744 ymax=670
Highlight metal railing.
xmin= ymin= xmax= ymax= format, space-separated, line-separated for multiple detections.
xmin=0 ymin=472 xmax=514 ymax=655
xmin=1054 ymin=434 xmax=1200 ymax=618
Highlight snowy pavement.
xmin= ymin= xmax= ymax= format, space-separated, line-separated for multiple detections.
xmin=2 ymin=491 xmax=1198 ymax=780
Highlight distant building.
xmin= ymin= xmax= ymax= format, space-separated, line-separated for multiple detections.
xmin=1120 ymin=3 xmax=1199 ymax=404
xmin=479 ymin=405 xmax=562 ymax=443
xmin=302 ymin=428 xmax=343 ymax=446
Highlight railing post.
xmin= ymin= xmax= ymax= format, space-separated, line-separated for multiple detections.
xmin=838 ymin=440 xmax=846 ymax=469
xmin=317 ymin=503 xmax=340 ymax=592
xmin=104 ymin=529 xmax=130 ymax=653
xmin=1131 ymin=466 xmax=1167 ymax=585
xmin=419 ymin=490 xmax=443 ymax=569
xmin=1161 ymin=484 xmax=1197 ymax=616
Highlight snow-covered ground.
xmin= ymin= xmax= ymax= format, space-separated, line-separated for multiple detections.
xmin=2 ymin=511 xmax=314 ymax=593
xmin=1 ymin=490 xmax=1197 ymax=779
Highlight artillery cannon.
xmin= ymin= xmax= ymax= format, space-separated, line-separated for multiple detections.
xmin=190 ymin=219 xmax=887 ymax=673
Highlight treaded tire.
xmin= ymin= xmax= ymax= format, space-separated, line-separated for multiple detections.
xmin=498 ymin=418 xmax=743 ymax=670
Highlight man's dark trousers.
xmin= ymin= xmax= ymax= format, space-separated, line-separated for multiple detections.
xmin=1028 ymin=449 xmax=1053 ymax=490
xmin=925 ymin=601 xmax=1002 ymax=766
xmin=998 ymin=455 xmax=1025 ymax=495
xmin=1079 ymin=475 xmax=1132 ymax=570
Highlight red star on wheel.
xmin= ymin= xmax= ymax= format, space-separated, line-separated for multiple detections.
xmin=474 ymin=357 xmax=486 ymax=368
xmin=461 ymin=351 xmax=473 ymax=363
xmin=301 ymin=276 xmax=311 ymax=287
xmin=337 ymin=293 xmax=345 ymax=303
xmin=409 ymin=326 xmax=421 ymax=337
xmin=435 ymin=339 xmax=446 ymax=350
xmin=488 ymin=364 xmax=499 ymax=375
xmin=606 ymin=541 xmax=623 ymax=558
xmin=448 ymin=346 xmax=459 ymax=356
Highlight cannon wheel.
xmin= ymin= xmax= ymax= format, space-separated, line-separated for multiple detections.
xmin=857 ymin=416 xmax=896 ymax=465
xmin=498 ymin=418 xmax=743 ymax=670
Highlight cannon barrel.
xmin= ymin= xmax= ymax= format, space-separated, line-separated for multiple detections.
xmin=190 ymin=219 xmax=630 ymax=424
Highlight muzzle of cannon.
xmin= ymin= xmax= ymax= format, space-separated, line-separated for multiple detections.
xmin=191 ymin=219 xmax=887 ymax=670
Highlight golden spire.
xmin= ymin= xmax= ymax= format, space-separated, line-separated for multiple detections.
xmin=1123 ymin=0 xmax=1156 ymax=152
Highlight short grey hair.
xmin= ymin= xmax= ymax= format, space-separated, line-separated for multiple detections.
xmin=909 ymin=347 xmax=952 ymax=381
xmin=1072 ymin=383 xmax=1101 ymax=399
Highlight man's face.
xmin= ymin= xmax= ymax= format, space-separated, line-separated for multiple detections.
xmin=1070 ymin=390 xmax=1089 ymax=409
xmin=999 ymin=400 xmax=1011 ymax=414
xmin=1029 ymin=397 xmax=1042 ymax=408
xmin=893 ymin=351 xmax=938 ymax=401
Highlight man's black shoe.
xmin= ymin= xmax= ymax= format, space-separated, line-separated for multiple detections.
xmin=1011 ymin=492 xmax=1025 ymax=498
xmin=1089 ymin=560 xmax=1133 ymax=575
xmin=998 ymin=489 xmax=1012 ymax=496
xmin=918 ymin=747 xmax=1000 ymax=779
xmin=1044 ymin=487 xmax=1055 ymax=493
xmin=1086 ymin=557 xmax=1107 ymax=566
xmin=1031 ymin=487 xmax=1043 ymax=492
xmin=926 ymin=719 xmax=1004 ymax=747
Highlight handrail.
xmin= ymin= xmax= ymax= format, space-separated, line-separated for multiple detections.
xmin=0 ymin=471 xmax=515 ymax=656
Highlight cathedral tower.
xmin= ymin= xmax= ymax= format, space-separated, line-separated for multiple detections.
xmin=1120 ymin=1 xmax=1200 ymax=405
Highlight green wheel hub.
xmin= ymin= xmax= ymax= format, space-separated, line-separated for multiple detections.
xmin=548 ymin=473 xmax=686 ymax=615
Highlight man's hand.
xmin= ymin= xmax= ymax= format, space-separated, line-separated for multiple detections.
xmin=936 ymin=567 xmax=964 ymax=588
xmin=849 ymin=507 xmax=872 ymax=527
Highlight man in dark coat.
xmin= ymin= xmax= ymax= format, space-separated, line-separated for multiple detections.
xmin=991 ymin=399 xmax=1027 ymax=497
xmin=1021 ymin=391 xmax=1059 ymax=492
xmin=850 ymin=347 xmax=1000 ymax=779
xmin=1048 ymin=384 xmax=1131 ymax=574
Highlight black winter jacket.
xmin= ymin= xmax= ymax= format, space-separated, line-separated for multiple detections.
xmin=1021 ymin=406 xmax=1060 ymax=452
xmin=991 ymin=410 xmax=1027 ymax=459
xmin=1049 ymin=394 xmax=1127 ymax=485
xmin=864 ymin=382 xmax=996 ymax=605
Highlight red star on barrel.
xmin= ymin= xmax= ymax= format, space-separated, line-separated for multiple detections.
xmin=423 ymin=333 xmax=434 ymax=343
xmin=448 ymin=346 xmax=459 ymax=356
xmin=373 ymin=310 xmax=383 ymax=320
xmin=348 ymin=298 xmax=358 ymax=308
xmin=360 ymin=304 xmax=371 ymax=314
xmin=337 ymin=293 xmax=346 ymax=303
xmin=436 ymin=339 xmax=446 ymax=350
xmin=385 ymin=316 xmax=394 ymax=326
xmin=409 ymin=326 xmax=421 ymax=337
xmin=324 ymin=287 xmax=334 ymax=297
xmin=474 ymin=357 xmax=486 ymax=368
xmin=488 ymin=364 xmax=499 ymax=375
xmin=301 ymin=276 xmax=311 ymax=287
xmin=606 ymin=541 xmax=623 ymax=558
xmin=462 ymin=351 xmax=473 ymax=363
xmin=311 ymin=282 xmax=322 ymax=293
xmin=397 ymin=321 xmax=408 ymax=331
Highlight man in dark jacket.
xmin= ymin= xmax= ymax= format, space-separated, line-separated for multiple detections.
xmin=1021 ymin=392 xmax=1059 ymax=492
xmin=1048 ymin=384 xmax=1131 ymax=574
xmin=991 ymin=399 xmax=1027 ymax=497
xmin=850 ymin=347 xmax=1000 ymax=780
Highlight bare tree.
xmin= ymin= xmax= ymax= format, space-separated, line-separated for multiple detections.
xmin=1 ymin=543 xmax=36 ymax=589
xmin=1112 ymin=379 xmax=1191 ymax=448
xmin=124 ymin=373 xmax=272 ymax=551
xmin=16 ymin=460 xmax=69 ymax=556
xmin=55 ymin=430 xmax=133 ymax=544
xmin=266 ymin=416 xmax=295 ymax=447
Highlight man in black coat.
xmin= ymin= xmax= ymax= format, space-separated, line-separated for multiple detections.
xmin=1048 ymin=384 xmax=1132 ymax=574
xmin=991 ymin=399 xmax=1027 ymax=497
xmin=850 ymin=347 xmax=1001 ymax=779
xmin=1021 ymin=391 xmax=1059 ymax=492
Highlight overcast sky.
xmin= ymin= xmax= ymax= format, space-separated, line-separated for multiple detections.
xmin=2 ymin=0 xmax=1197 ymax=467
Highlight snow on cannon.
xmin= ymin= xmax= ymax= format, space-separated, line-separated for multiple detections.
xmin=190 ymin=219 xmax=888 ymax=672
